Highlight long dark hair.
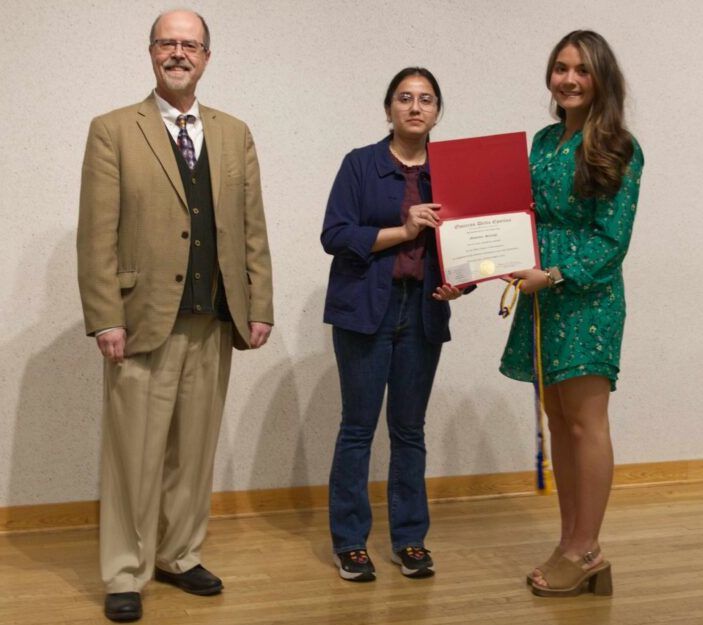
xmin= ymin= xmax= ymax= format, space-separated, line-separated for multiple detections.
xmin=547 ymin=30 xmax=633 ymax=198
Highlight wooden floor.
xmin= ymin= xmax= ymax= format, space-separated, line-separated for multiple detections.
xmin=1 ymin=482 xmax=702 ymax=625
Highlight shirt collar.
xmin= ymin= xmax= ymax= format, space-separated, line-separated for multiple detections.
xmin=153 ymin=90 xmax=200 ymax=125
xmin=374 ymin=135 xmax=400 ymax=177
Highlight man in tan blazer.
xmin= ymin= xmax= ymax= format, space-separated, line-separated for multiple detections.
xmin=77 ymin=10 xmax=273 ymax=622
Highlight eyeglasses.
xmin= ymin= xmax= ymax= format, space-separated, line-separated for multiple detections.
xmin=151 ymin=39 xmax=208 ymax=54
xmin=393 ymin=92 xmax=438 ymax=111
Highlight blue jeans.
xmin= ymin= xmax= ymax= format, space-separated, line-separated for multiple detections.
xmin=329 ymin=279 xmax=442 ymax=553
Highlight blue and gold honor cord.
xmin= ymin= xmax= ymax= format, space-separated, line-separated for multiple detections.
xmin=500 ymin=280 xmax=554 ymax=494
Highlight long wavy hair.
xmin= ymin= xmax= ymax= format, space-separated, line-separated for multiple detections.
xmin=546 ymin=30 xmax=633 ymax=198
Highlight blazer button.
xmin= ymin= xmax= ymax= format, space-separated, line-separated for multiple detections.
xmin=181 ymin=231 xmax=189 ymax=239
xmin=192 ymin=208 xmax=200 ymax=215
xmin=175 ymin=274 xmax=184 ymax=282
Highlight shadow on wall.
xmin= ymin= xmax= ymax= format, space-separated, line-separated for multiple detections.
xmin=219 ymin=288 xmax=351 ymax=562
xmin=439 ymin=392 xmax=514 ymax=477
xmin=4 ymin=231 xmax=103 ymax=597
xmin=223 ymin=287 xmax=341 ymax=497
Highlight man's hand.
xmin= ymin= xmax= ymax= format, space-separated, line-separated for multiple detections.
xmin=96 ymin=328 xmax=127 ymax=363
xmin=249 ymin=322 xmax=272 ymax=348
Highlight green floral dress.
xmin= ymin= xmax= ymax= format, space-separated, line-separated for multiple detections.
xmin=500 ymin=123 xmax=644 ymax=391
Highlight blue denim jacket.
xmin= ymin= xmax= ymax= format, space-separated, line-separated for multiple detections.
xmin=321 ymin=136 xmax=451 ymax=344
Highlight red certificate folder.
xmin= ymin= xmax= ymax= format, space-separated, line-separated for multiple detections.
xmin=427 ymin=132 xmax=539 ymax=286
xmin=428 ymin=131 xmax=533 ymax=218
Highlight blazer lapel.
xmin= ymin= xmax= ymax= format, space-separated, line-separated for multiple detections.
xmin=136 ymin=95 xmax=187 ymax=209
xmin=200 ymin=105 xmax=222 ymax=211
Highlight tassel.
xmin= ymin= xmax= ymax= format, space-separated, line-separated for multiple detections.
xmin=532 ymin=293 xmax=553 ymax=494
xmin=499 ymin=279 xmax=553 ymax=494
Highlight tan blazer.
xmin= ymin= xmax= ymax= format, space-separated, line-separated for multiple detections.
xmin=77 ymin=94 xmax=273 ymax=354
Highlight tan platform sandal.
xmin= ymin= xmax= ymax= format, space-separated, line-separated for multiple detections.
xmin=526 ymin=546 xmax=563 ymax=586
xmin=531 ymin=548 xmax=612 ymax=597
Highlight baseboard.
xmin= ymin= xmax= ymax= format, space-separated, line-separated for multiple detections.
xmin=0 ymin=500 xmax=100 ymax=534
xmin=2 ymin=459 xmax=701 ymax=533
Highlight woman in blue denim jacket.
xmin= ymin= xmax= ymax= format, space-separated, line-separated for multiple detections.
xmin=321 ymin=67 xmax=468 ymax=582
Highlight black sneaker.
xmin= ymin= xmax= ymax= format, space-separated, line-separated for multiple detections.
xmin=333 ymin=549 xmax=376 ymax=582
xmin=391 ymin=546 xmax=435 ymax=578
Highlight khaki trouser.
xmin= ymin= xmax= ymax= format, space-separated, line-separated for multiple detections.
xmin=100 ymin=314 xmax=232 ymax=593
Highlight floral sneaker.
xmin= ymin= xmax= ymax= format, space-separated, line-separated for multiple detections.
xmin=333 ymin=549 xmax=376 ymax=582
xmin=391 ymin=546 xmax=435 ymax=578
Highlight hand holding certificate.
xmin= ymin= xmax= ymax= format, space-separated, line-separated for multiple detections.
xmin=428 ymin=132 xmax=538 ymax=287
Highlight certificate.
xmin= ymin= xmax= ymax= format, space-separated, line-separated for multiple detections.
xmin=428 ymin=132 xmax=539 ymax=286
xmin=436 ymin=211 xmax=538 ymax=287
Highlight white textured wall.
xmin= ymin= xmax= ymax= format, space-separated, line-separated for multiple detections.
xmin=1 ymin=0 xmax=701 ymax=507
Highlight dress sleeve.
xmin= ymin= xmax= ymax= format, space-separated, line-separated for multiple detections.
xmin=320 ymin=151 xmax=380 ymax=263
xmin=531 ymin=125 xmax=553 ymax=154
xmin=559 ymin=140 xmax=644 ymax=292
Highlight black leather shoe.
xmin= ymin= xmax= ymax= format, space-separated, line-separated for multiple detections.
xmin=104 ymin=592 xmax=142 ymax=622
xmin=154 ymin=564 xmax=223 ymax=595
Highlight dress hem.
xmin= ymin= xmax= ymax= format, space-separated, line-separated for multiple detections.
xmin=499 ymin=363 xmax=618 ymax=392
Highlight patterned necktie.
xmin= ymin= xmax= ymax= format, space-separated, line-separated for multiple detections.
xmin=176 ymin=114 xmax=197 ymax=170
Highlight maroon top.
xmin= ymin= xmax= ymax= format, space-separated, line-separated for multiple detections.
xmin=392 ymin=155 xmax=429 ymax=280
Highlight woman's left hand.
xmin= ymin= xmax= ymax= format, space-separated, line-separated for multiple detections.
xmin=511 ymin=269 xmax=550 ymax=295
xmin=432 ymin=284 xmax=462 ymax=301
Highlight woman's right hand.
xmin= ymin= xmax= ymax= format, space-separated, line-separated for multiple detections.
xmin=403 ymin=203 xmax=441 ymax=240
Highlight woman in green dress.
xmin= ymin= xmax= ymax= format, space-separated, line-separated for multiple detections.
xmin=500 ymin=30 xmax=644 ymax=597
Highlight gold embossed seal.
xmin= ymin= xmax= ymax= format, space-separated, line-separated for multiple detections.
xmin=479 ymin=260 xmax=496 ymax=277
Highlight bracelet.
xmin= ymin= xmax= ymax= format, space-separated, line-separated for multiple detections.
xmin=544 ymin=266 xmax=564 ymax=288
xmin=544 ymin=269 xmax=555 ymax=288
